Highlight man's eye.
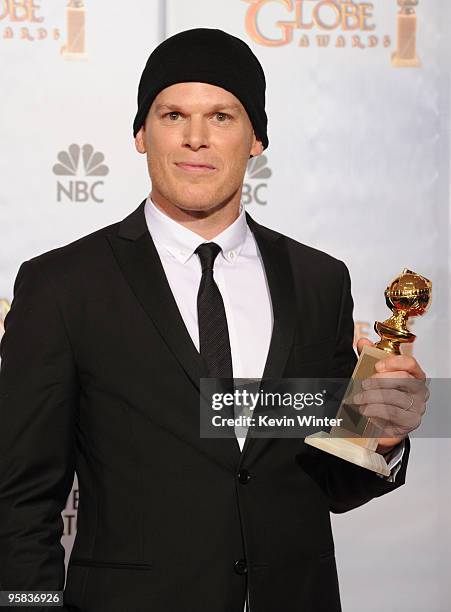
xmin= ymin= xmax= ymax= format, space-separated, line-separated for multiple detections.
xmin=215 ymin=113 xmax=230 ymax=121
xmin=165 ymin=112 xmax=180 ymax=120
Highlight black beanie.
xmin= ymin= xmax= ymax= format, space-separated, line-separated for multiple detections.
xmin=133 ymin=28 xmax=269 ymax=150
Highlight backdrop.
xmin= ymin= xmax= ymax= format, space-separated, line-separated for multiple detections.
xmin=1 ymin=1 xmax=450 ymax=610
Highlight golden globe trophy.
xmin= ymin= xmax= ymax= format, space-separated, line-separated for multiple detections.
xmin=61 ymin=0 xmax=87 ymax=61
xmin=305 ymin=269 xmax=432 ymax=476
xmin=391 ymin=0 xmax=421 ymax=68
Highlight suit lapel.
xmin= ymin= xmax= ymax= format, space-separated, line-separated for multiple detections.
xmin=107 ymin=199 xmax=208 ymax=388
xmin=239 ymin=213 xmax=298 ymax=465
xmin=246 ymin=214 xmax=297 ymax=381
xmin=107 ymin=199 xmax=242 ymax=471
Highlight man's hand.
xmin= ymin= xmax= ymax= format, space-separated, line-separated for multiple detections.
xmin=353 ymin=338 xmax=429 ymax=454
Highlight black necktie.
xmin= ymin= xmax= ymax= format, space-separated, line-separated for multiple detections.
xmin=195 ymin=242 xmax=233 ymax=378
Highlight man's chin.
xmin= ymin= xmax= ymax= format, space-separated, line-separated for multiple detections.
xmin=172 ymin=194 xmax=229 ymax=215
xmin=152 ymin=183 xmax=236 ymax=216
xmin=175 ymin=202 xmax=223 ymax=217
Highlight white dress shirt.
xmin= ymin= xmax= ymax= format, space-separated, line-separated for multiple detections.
xmin=144 ymin=195 xmax=273 ymax=451
xmin=143 ymin=195 xmax=404 ymax=611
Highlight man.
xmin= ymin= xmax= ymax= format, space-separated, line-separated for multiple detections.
xmin=0 ymin=28 xmax=428 ymax=612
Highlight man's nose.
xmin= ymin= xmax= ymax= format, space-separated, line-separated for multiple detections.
xmin=182 ymin=117 xmax=209 ymax=150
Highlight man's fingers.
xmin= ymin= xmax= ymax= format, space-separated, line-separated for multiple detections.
xmin=356 ymin=337 xmax=373 ymax=355
xmin=375 ymin=355 xmax=426 ymax=380
xmin=353 ymin=388 xmax=416 ymax=412
xmin=361 ymin=374 xmax=425 ymax=395
xmin=361 ymin=414 xmax=419 ymax=438
xmin=366 ymin=370 xmax=414 ymax=380
xmin=355 ymin=403 xmax=422 ymax=432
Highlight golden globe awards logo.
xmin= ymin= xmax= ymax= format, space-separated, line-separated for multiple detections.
xmin=0 ymin=0 xmax=87 ymax=59
xmin=53 ymin=143 xmax=109 ymax=203
xmin=243 ymin=0 xmax=421 ymax=66
xmin=243 ymin=155 xmax=272 ymax=206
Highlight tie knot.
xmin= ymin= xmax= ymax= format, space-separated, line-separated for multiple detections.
xmin=195 ymin=242 xmax=222 ymax=273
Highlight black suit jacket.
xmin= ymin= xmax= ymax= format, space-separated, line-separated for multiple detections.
xmin=0 ymin=199 xmax=409 ymax=612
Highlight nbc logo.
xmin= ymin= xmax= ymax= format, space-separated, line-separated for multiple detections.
xmin=242 ymin=155 xmax=272 ymax=206
xmin=53 ymin=144 xmax=109 ymax=203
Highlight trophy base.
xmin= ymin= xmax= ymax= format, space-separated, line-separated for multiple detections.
xmin=61 ymin=48 xmax=88 ymax=61
xmin=304 ymin=431 xmax=391 ymax=477
xmin=391 ymin=52 xmax=421 ymax=68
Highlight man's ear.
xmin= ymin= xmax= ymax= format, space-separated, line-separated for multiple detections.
xmin=249 ymin=139 xmax=264 ymax=159
xmin=135 ymin=127 xmax=146 ymax=154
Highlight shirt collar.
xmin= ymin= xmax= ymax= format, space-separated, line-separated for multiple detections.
xmin=144 ymin=195 xmax=247 ymax=265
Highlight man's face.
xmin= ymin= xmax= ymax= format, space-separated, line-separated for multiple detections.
xmin=135 ymin=82 xmax=263 ymax=215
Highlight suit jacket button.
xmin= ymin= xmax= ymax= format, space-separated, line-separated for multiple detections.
xmin=234 ymin=559 xmax=247 ymax=575
xmin=238 ymin=469 xmax=251 ymax=484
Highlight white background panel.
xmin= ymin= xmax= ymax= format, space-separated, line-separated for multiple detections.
xmin=1 ymin=1 xmax=450 ymax=609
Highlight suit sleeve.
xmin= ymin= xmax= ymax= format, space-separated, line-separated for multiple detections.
xmin=0 ymin=259 xmax=78 ymax=608
xmin=309 ymin=262 xmax=410 ymax=513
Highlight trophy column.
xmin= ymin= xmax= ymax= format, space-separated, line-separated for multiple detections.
xmin=391 ymin=0 xmax=421 ymax=68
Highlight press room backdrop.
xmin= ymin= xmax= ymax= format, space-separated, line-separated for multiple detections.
xmin=0 ymin=1 xmax=450 ymax=610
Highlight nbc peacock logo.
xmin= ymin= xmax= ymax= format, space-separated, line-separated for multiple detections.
xmin=242 ymin=155 xmax=272 ymax=206
xmin=53 ymin=143 xmax=109 ymax=203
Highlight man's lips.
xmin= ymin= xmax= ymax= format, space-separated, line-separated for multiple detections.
xmin=175 ymin=162 xmax=216 ymax=173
